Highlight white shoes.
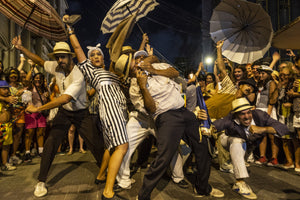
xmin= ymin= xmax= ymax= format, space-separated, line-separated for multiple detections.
xmin=232 ymin=181 xmax=257 ymax=199
xmin=34 ymin=182 xmax=47 ymax=197
xmin=194 ymin=187 xmax=224 ymax=198
xmin=9 ymin=155 xmax=22 ymax=165
xmin=1 ymin=163 xmax=16 ymax=171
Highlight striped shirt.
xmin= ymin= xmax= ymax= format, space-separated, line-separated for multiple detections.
xmin=217 ymin=74 xmax=237 ymax=95
xmin=78 ymin=59 xmax=128 ymax=149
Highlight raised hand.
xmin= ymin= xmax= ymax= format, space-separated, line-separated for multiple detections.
xmin=216 ymin=40 xmax=224 ymax=49
xmin=272 ymin=51 xmax=280 ymax=61
xmin=136 ymin=69 xmax=148 ymax=89
xmin=286 ymin=49 xmax=295 ymax=57
xmin=11 ymin=35 xmax=22 ymax=49
xmin=145 ymin=44 xmax=153 ymax=56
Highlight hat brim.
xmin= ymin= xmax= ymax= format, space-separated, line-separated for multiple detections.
xmin=123 ymin=53 xmax=132 ymax=81
xmin=48 ymin=51 xmax=76 ymax=59
xmin=239 ymin=80 xmax=258 ymax=92
xmin=232 ymin=105 xmax=254 ymax=113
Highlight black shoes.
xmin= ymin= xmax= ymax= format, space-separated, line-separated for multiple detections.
xmin=95 ymin=178 xmax=106 ymax=185
xmin=101 ymin=193 xmax=127 ymax=200
xmin=24 ymin=153 xmax=32 ymax=163
xmin=173 ymin=180 xmax=189 ymax=189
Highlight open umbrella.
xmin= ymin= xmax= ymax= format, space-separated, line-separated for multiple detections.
xmin=0 ymin=0 xmax=67 ymax=41
xmin=106 ymin=12 xmax=137 ymax=62
xmin=272 ymin=16 xmax=300 ymax=49
xmin=210 ymin=0 xmax=273 ymax=64
xmin=101 ymin=0 xmax=159 ymax=34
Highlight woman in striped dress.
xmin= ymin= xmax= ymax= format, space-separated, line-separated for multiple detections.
xmin=64 ymin=16 xmax=128 ymax=200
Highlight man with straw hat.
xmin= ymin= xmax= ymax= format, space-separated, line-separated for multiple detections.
xmin=11 ymin=36 xmax=104 ymax=198
xmin=115 ymin=53 xmax=224 ymax=199
xmin=212 ymin=97 xmax=289 ymax=199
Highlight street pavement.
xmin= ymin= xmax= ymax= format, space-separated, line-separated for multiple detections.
xmin=0 ymin=151 xmax=299 ymax=200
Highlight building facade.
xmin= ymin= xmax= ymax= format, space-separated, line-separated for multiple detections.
xmin=0 ymin=0 xmax=68 ymax=73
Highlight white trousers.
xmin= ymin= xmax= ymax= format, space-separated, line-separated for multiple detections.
xmin=117 ymin=111 xmax=187 ymax=188
xmin=220 ymin=133 xmax=249 ymax=179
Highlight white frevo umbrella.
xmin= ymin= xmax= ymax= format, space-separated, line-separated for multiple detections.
xmin=210 ymin=0 xmax=273 ymax=64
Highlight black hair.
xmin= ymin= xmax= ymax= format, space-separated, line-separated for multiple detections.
xmin=205 ymin=73 xmax=217 ymax=88
xmin=5 ymin=67 xmax=20 ymax=83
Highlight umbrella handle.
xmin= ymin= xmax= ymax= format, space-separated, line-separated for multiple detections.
xmin=126 ymin=5 xmax=144 ymax=34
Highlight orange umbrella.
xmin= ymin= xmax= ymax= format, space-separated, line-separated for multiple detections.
xmin=0 ymin=0 xmax=67 ymax=41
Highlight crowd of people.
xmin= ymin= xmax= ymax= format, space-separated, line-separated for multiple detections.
xmin=0 ymin=14 xmax=299 ymax=200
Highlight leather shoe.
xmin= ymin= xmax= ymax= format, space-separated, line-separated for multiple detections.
xmin=113 ymin=184 xmax=131 ymax=192
xmin=95 ymin=178 xmax=106 ymax=185
xmin=173 ymin=180 xmax=189 ymax=189
xmin=101 ymin=193 xmax=127 ymax=200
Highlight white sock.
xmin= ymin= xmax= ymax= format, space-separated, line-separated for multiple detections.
xmin=38 ymin=147 xmax=43 ymax=154
xmin=26 ymin=150 xmax=30 ymax=154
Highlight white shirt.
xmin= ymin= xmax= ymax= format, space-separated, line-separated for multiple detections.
xmin=44 ymin=61 xmax=87 ymax=111
xmin=147 ymin=63 xmax=185 ymax=119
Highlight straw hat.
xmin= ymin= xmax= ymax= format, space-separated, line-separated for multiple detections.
xmin=121 ymin=46 xmax=135 ymax=54
xmin=231 ymin=98 xmax=253 ymax=113
xmin=48 ymin=42 xmax=75 ymax=59
xmin=114 ymin=54 xmax=132 ymax=81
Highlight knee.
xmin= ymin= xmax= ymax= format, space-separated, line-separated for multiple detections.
xmin=68 ymin=125 xmax=76 ymax=134
xmin=116 ymin=143 xmax=128 ymax=155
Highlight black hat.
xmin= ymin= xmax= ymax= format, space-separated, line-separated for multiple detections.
xmin=239 ymin=78 xmax=258 ymax=93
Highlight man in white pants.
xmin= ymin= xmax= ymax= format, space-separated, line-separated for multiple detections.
xmin=213 ymin=98 xmax=289 ymax=200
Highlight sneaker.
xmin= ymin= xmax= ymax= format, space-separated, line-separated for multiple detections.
xmin=1 ymin=163 xmax=16 ymax=171
xmin=9 ymin=155 xmax=23 ymax=165
xmin=232 ymin=181 xmax=257 ymax=199
xmin=34 ymin=182 xmax=47 ymax=197
xmin=255 ymin=156 xmax=267 ymax=165
xmin=267 ymin=158 xmax=279 ymax=166
xmin=280 ymin=164 xmax=294 ymax=170
xmin=246 ymin=152 xmax=255 ymax=163
xmin=24 ymin=153 xmax=32 ymax=163
xmin=31 ymin=148 xmax=38 ymax=157
xmin=245 ymin=162 xmax=250 ymax=167
xmin=194 ymin=187 xmax=224 ymax=198
xmin=219 ymin=162 xmax=234 ymax=174
xmin=173 ymin=179 xmax=189 ymax=189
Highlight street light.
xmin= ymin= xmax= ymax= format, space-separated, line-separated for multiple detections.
xmin=205 ymin=56 xmax=213 ymax=65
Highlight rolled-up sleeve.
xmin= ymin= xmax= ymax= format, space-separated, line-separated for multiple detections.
xmin=63 ymin=69 xmax=85 ymax=101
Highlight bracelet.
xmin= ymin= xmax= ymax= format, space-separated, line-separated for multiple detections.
xmin=67 ymin=26 xmax=75 ymax=35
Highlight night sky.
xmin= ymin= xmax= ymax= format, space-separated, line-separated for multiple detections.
xmin=66 ymin=0 xmax=203 ymax=71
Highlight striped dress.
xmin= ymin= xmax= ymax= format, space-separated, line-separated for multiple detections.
xmin=78 ymin=60 xmax=128 ymax=150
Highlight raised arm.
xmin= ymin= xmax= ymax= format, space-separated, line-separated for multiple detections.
xmin=138 ymin=33 xmax=149 ymax=51
xmin=63 ymin=15 xmax=87 ymax=63
xmin=216 ymin=41 xmax=227 ymax=80
xmin=17 ymin=55 xmax=26 ymax=71
xmin=269 ymin=51 xmax=280 ymax=69
xmin=140 ymin=58 xmax=179 ymax=78
xmin=12 ymin=36 xmax=45 ymax=67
